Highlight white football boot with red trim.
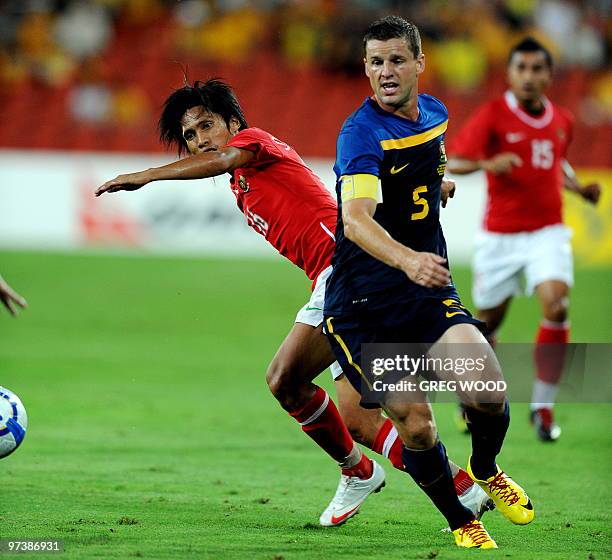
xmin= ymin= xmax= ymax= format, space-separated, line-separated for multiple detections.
xmin=458 ymin=480 xmax=495 ymax=520
xmin=319 ymin=460 xmax=385 ymax=527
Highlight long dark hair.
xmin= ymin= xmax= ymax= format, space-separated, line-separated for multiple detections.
xmin=158 ymin=79 xmax=249 ymax=155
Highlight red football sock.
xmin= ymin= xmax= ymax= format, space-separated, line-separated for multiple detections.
xmin=341 ymin=450 xmax=373 ymax=479
xmin=289 ymin=385 xmax=359 ymax=465
xmin=453 ymin=468 xmax=474 ymax=496
xmin=532 ymin=320 xmax=569 ymax=409
xmin=534 ymin=320 xmax=569 ymax=384
xmin=371 ymin=418 xmax=404 ymax=470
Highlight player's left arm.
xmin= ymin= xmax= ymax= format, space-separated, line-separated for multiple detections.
xmin=95 ymin=147 xmax=255 ymax=197
xmin=562 ymin=159 xmax=601 ymax=205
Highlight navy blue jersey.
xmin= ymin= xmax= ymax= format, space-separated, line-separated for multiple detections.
xmin=324 ymin=94 xmax=452 ymax=317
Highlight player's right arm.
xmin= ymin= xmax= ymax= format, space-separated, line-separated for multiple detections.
xmin=448 ymin=153 xmax=522 ymax=176
xmin=341 ymin=175 xmax=450 ymax=288
xmin=95 ymin=147 xmax=254 ymax=197
xmin=447 ymin=102 xmax=522 ymax=176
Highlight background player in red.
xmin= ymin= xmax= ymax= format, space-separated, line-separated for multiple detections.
xmin=0 ymin=273 xmax=27 ymax=316
xmin=448 ymin=38 xmax=601 ymax=441
xmin=96 ymin=79 xmax=490 ymax=526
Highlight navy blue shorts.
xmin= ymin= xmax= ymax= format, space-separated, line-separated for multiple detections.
xmin=324 ymin=295 xmax=485 ymax=407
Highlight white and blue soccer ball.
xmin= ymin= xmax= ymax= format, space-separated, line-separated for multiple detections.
xmin=0 ymin=386 xmax=27 ymax=458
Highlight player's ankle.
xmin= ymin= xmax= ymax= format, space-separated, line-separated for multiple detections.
xmin=453 ymin=468 xmax=474 ymax=495
xmin=469 ymin=457 xmax=497 ymax=481
xmin=342 ymin=453 xmax=374 ymax=479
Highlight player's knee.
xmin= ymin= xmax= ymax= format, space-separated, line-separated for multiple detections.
xmin=470 ymin=400 xmax=505 ymax=415
xmin=265 ymin=360 xmax=295 ymax=402
xmin=462 ymin=366 xmax=506 ymax=412
xmin=405 ymin=422 xmax=436 ymax=448
xmin=394 ymin=411 xmax=435 ymax=449
xmin=543 ymin=296 xmax=569 ymax=323
xmin=467 ymin=382 xmax=506 ymax=414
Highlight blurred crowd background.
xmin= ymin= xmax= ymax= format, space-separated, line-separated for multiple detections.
xmin=0 ymin=0 xmax=609 ymax=164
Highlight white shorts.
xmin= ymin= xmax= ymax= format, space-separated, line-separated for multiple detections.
xmin=472 ymin=224 xmax=574 ymax=310
xmin=295 ymin=265 xmax=343 ymax=380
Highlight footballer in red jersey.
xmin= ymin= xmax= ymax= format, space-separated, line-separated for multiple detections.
xmin=96 ymin=79 xmax=490 ymax=526
xmin=448 ymin=38 xmax=601 ymax=441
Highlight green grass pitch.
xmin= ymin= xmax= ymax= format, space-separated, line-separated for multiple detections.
xmin=1 ymin=250 xmax=610 ymax=559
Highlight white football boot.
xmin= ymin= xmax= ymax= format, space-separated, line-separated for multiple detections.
xmin=319 ymin=460 xmax=386 ymax=527
xmin=442 ymin=482 xmax=495 ymax=532
xmin=459 ymin=481 xmax=495 ymax=520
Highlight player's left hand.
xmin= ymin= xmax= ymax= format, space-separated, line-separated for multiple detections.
xmin=441 ymin=177 xmax=456 ymax=208
xmin=580 ymin=183 xmax=601 ymax=205
xmin=95 ymin=171 xmax=152 ymax=197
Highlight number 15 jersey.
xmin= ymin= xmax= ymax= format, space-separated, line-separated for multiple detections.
xmin=324 ymin=94 xmax=453 ymax=317
xmin=448 ymin=90 xmax=573 ymax=233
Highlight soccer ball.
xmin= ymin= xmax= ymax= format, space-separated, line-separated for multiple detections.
xmin=0 ymin=386 xmax=27 ymax=459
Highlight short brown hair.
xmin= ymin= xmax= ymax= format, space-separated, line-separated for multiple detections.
xmin=363 ymin=15 xmax=421 ymax=58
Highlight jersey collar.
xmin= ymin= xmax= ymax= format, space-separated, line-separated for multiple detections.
xmin=366 ymin=96 xmax=422 ymax=125
xmin=504 ymin=90 xmax=553 ymax=129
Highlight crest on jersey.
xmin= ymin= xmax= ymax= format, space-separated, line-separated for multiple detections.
xmin=437 ymin=140 xmax=447 ymax=176
xmin=439 ymin=140 xmax=447 ymax=161
xmin=238 ymin=175 xmax=250 ymax=192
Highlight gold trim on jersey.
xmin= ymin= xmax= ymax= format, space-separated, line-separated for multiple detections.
xmin=340 ymin=174 xmax=378 ymax=202
xmin=325 ymin=318 xmax=372 ymax=390
xmin=380 ymin=120 xmax=448 ymax=151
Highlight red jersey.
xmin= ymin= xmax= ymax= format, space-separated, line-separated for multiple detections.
xmin=226 ymin=127 xmax=337 ymax=286
xmin=449 ymin=91 xmax=573 ymax=233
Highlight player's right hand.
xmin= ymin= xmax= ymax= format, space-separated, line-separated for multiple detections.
xmin=0 ymin=275 xmax=27 ymax=317
xmin=401 ymin=252 xmax=451 ymax=288
xmin=483 ymin=152 xmax=522 ymax=175
xmin=95 ymin=171 xmax=152 ymax=197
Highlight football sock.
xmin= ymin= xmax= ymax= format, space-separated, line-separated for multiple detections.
xmin=531 ymin=320 xmax=569 ymax=410
xmin=340 ymin=445 xmax=373 ymax=479
xmin=402 ymin=441 xmax=474 ymax=531
xmin=453 ymin=468 xmax=475 ymax=496
xmin=371 ymin=419 xmax=474 ymax=494
xmin=465 ymin=401 xmax=510 ymax=480
xmin=371 ymin=418 xmax=404 ymax=470
xmin=290 ymin=386 xmax=370 ymax=475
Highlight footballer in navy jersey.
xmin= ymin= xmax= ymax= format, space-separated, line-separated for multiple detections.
xmin=323 ymin=16 xmax=534 ymax=548
xmin=325 ymin=93 xmax=454 ymax=316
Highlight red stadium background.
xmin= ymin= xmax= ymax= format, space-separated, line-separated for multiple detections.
xmin=0 ymin=1 xmax=609 ymax=166
xmin=1 ymin=0 xmax=609 ymax=265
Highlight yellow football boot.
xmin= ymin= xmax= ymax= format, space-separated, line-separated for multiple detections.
xmin=467 ymin=458 xmax=534 ymax=525
xmin=453 ymin=520 xmax=498 ymax=549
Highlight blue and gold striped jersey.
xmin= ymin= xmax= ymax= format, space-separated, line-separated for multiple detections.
xmin=324 ymin=94 xmax=452 ymax=317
